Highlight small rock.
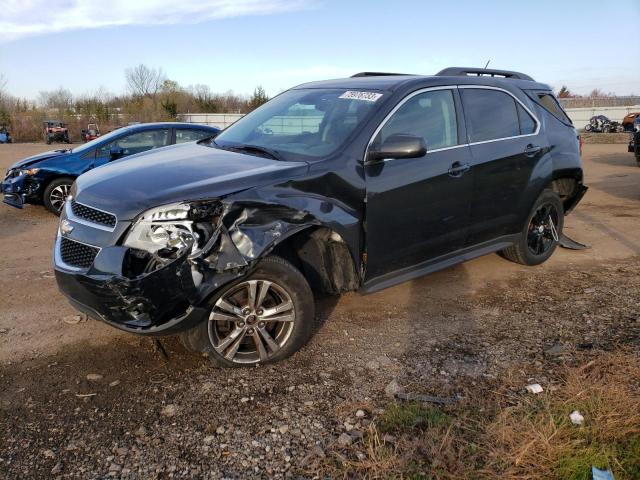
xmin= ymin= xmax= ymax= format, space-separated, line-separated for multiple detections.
xmin=365 ymin=360 xmax=380 ymax=370
xmin=377 ymin=355 xmax=393 ymax=367
xmin=43 ymin=449 xmax=56 ymax=459
xmin=51 ymin=462 xmax=62 ymax=474
xmin=356 ymin=451 xmax=367 ymax=461
xmin=135 ymin=426 xmax=147 ymax=437
xmin=109 ymin=380 xmax=121 ymax=387
xmin=0 ymin=328 xmax=8 ymax=334
xmin=115 ymin=447 xmax=128 ymax=456
xmin=86 ymin=373 xmax=103 ymax=382
xmin=343 ymin=422 xmax=354 ymax=431
xmin=570 ymin=410 xmax=584 ymax=425
xmin=337 ymin=433 xmax=352 ymax=446
xmin=203 ymin=435 xmax=215 ymax=445
xmin=108 ymin=463 xmax=121 ymax=472
xmin=279 ymin=425 xmax=289 ymax=434
xmin=304 ymin=400 xmax=314 ymax=407
xmin=216 ymin=426 xmax=226 ymax=434
xmin=545 ymin=344 xmax=567 ymax=356
xmin=63 ymin=315 xmax=83 ymax=325
xmin=240 ymin=397 xmax=250 ymax=403
xmin=161 ymin=404 xmax=178 ymax=417
xmin=382 ymin=434 xmax=396 ymax=443
xmin=355 ymin=409 xmax=366 ymax=418
xmin=385 ymin=379 xmax=403 ymax=398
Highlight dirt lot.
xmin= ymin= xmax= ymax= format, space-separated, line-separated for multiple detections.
xmin=1 ymin=143 xmax=639 ymax=479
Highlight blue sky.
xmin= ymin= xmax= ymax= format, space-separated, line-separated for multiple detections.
xmin=1 ymin=0 xmax=639 ymax=100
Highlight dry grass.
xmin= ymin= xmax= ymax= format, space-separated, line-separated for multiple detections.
xmin=482 ymin=351 xmax=640 ymax=480
xmin=314 ymin=350 xmax=640 ymax=479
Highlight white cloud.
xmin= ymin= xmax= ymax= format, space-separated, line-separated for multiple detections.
xmin=0 ymin=0 xmax=313 ymax=43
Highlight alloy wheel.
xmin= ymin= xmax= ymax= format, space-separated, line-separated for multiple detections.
xmin=208 ymin=279 xmax=296 ymax=364
xmin=49 ymin=184 xmax=71 ymax=213
xmin=527 ymin=203 xmax=559 ymax=256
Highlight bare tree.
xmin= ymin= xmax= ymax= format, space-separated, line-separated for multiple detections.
xmin=125 ymin=64 xmax=166 ymax=99
xmin=38 ymin=87 xmax=74 ymax=117
xmin=0 ymin=74 xmax=8 ymax=102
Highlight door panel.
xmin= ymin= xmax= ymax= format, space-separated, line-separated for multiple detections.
xmin=364 ymin=88 xmax=473 ymax=281
xmin=365 ymin=147 xmax=474 ymax=279
xmin=467 ymin=137 xmax=541 ymax=243
xmin=459 ymin=87 xmax=543 ymax=245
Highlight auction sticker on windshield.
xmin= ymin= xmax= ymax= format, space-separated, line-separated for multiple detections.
xmin=339 ymin=91 xmax=383 ymax=102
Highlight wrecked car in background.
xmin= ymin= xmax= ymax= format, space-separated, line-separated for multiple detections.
xmin=54 ymin=67 xmax=587 ymax=367
xmin=2 ymin=122 xmax=219 ymax=215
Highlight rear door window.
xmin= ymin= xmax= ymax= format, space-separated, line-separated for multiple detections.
xmin=460 ymin=89 xmax=520 ymax=142
xmin=517 ymin=104 xmax=537 ymax=135
xmin=176 ymin=128 xmax=214 ymax=144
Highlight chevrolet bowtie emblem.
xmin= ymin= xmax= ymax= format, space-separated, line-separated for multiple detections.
xmin=60 ymin=219 xmax=74 ymax=235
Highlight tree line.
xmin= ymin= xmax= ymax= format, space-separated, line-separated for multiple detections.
xmin=0 ymin=65 xmax=270 ymax=142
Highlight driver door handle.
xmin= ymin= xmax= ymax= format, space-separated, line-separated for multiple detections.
xmin=525 ymin=144 xmax=542 ymax=157
xmin=448 ymin=161 xmax=471 ymax=178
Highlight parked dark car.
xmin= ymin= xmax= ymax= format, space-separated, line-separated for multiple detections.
xmin=2 ymin=122 xmax=219 ymax=214
xmin=628 ymin=115 xmax=640 ymax=166
xmin=622 ymin=112 xmax=640 ymax=132
xmin=54 ymin=68 xmax=587 ymax=367
xmin=44 ymin=120 xmax=71 ymax=144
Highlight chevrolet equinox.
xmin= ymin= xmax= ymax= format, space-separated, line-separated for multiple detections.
xmin=54 ymin=67 xmax=587 ymax=367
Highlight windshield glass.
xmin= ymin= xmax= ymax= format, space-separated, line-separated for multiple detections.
xmin=72 ymin=127 xmax=127 ymax=154
xmin=212 ymin=88 xmax=383 ymax=160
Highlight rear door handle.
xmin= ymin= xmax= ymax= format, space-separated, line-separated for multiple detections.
xmin=448 ymin=161 xmax=470 ymax=177
xmin=525 ymin=144 xmax=542 ymax=157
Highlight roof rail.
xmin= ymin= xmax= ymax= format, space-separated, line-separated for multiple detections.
xmin=436 ymin=67 xmax=534 ymax=81
xmin=351 ymin=72 xmax=412 ymax=78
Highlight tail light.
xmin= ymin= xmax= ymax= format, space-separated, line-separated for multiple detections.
xmin=578 ymin=135 xmax=583 ymax=156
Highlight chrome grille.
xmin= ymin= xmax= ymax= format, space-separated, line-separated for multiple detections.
xmin=59 ymin=237 xmax=99 ymax=269
xmin=71 ymin=200 xmax=116 ymax=228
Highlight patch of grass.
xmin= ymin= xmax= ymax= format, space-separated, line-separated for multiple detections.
xmin=483 ymin=351 xmax=640 ymax=479
xmin=378 ymin=402 xmax=450 ymax=433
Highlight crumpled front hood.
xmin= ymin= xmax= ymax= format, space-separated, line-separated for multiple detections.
xmin=8 ymin=149 xmax=70 ymax=170
xmin=74 ymin=142 xmax=309 ymax=220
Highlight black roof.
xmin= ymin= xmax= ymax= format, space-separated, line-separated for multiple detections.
xmin=294 ymin=67 xmax=551 ymax=92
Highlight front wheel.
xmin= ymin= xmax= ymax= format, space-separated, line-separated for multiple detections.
xmin=500 ymin=190 xmax=564 ymax=266
xmin=179 ymin=256 xmax=316 ymax=367
xmin=43 ymin=177 xmax=74 ymax=215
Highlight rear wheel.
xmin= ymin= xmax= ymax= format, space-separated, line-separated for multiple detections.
xmin=500 ymin=189 xmax=564 ymax=266
xmin=179 ymin=256 xmax=316 ymax=367
xmin=43 ymin=177 xmax=74 ymax=215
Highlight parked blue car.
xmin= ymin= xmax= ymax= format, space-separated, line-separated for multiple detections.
xmin=2 ymin=122 xmax=219 ymax=215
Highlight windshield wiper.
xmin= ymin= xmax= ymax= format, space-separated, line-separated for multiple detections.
xmin=226 ymin=144 xmax=282 ymax=160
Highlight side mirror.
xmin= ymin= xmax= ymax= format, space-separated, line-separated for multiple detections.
xmin=109 ymin=146 xmax=124 ymax=161
xmin=367 ymin=134 xmax=427 ymax=163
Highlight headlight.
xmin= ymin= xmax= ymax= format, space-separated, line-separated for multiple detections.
xmin=123 ymin=201 xmax=221 ymax=257
xmin=19 ymin=168 xmax=40 ymax=176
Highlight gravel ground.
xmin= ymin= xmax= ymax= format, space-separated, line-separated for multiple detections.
xmin=0 ymin=143 xmax=639 ymax=478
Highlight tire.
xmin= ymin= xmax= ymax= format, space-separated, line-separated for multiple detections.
xmin=179 ymin=256 xmax=316 ymax=367
xmin=43 ymin=177 xmax=74 ymax=215
xmin=500 ymin=189 xmax=564 ymax=266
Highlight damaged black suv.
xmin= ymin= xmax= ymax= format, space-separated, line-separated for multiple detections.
xmin=54 ymin=68 xmax=586 ymax=366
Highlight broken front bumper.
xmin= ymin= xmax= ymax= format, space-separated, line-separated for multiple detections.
xmin=54 ymin=233 xmax=210 ymax=335
xmin=2 ymin=174 xmax=40 ymax=209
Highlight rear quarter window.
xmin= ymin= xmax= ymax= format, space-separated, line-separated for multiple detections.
xmin=536 ymin=93 xmax=572 ymax=125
